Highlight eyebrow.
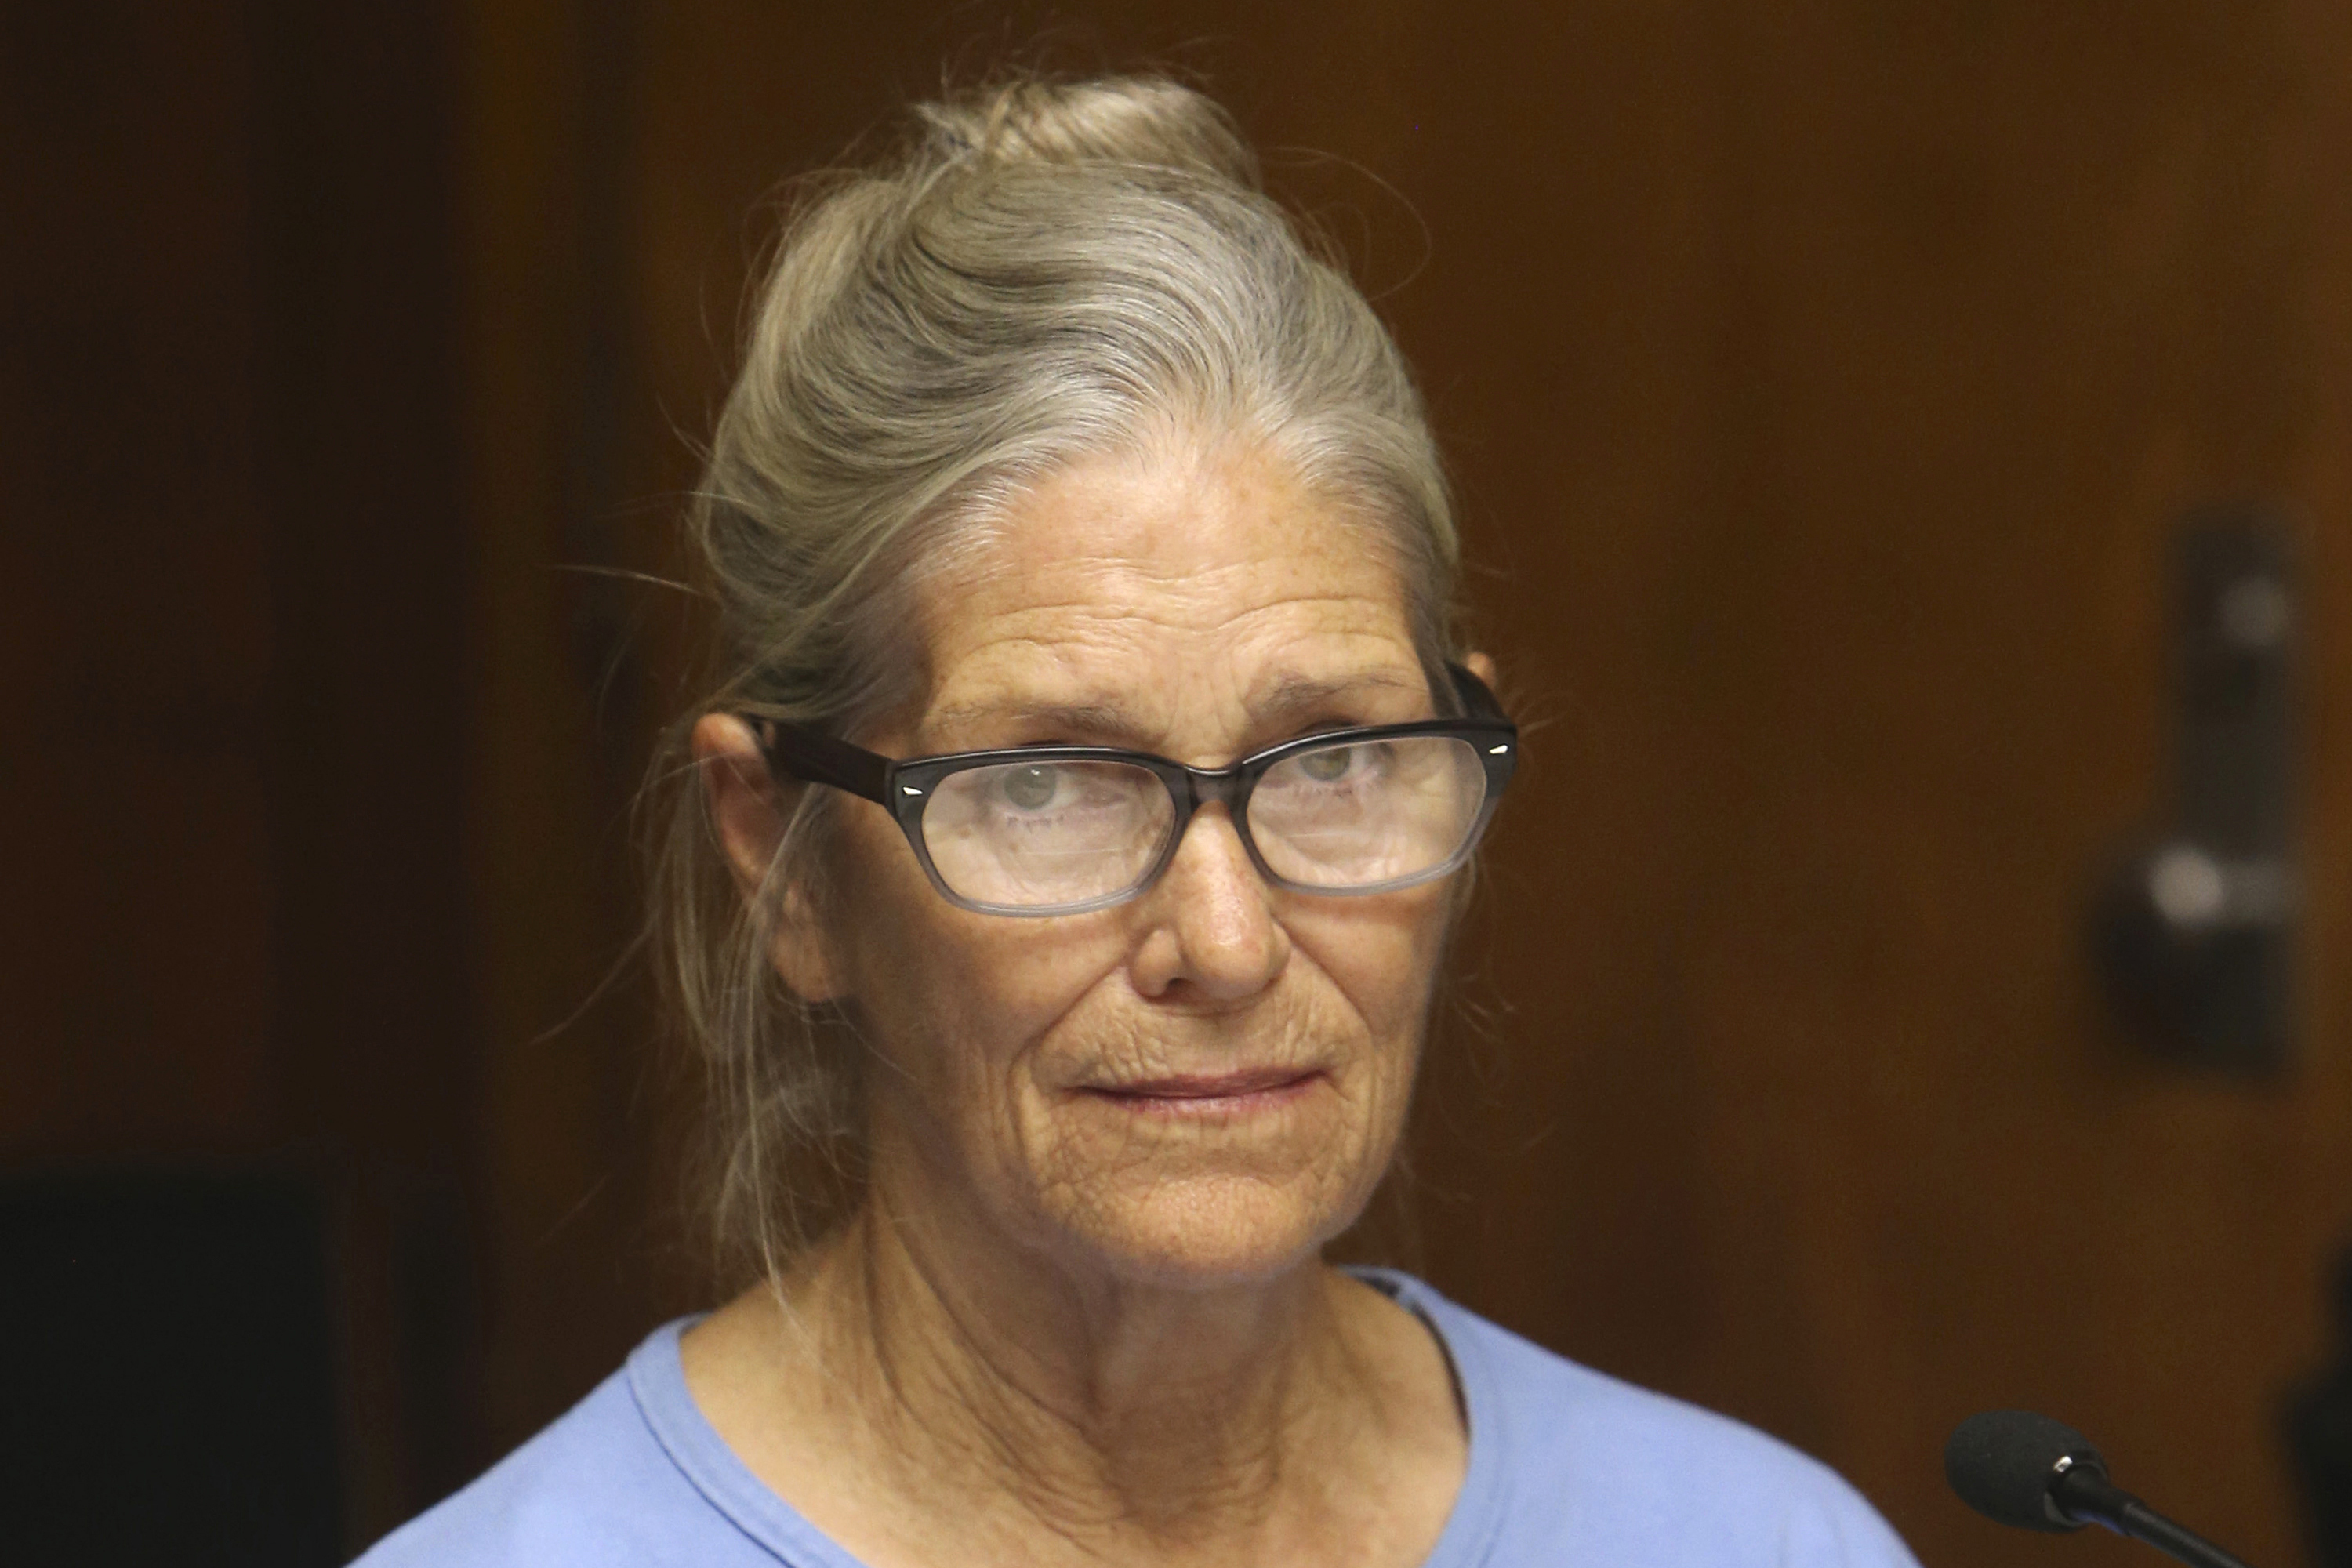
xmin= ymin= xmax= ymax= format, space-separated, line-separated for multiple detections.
xmin=924 ymin=670 xmax=1420 ymax=748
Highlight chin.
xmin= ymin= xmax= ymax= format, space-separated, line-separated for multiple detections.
xmin=1047 ymin=1168 xmax=1374 ymax=1290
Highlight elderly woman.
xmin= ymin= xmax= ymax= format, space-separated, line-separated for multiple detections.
xmin=365 ymin=74 xmax=1917 ymax=1568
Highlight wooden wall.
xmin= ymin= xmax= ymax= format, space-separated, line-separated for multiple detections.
xmin=5 ymin=2 xmax=2348 ymax=1562
xmin=1 ymin=1 xmax=487 ymax=1534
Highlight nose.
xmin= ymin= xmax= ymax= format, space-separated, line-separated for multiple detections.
xmin=1128 ymin=805 xmax=1290 ymax=1001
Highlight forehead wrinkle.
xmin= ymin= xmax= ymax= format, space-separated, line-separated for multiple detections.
xmin=921 ymin=662 xmax=1424 ymax=747
xmin=915 ymin=581 xmax=1414 ymax=724
xmin=904 ymin=446 xmax=1428 ymax=750
xmin=922 ymin=698 xmax=1149 ymax=748
xmin=931 ymin=614 xmax=1414 ymax=702
xmin=937 ymin=588 xmax=1407 ymax=666
xmin=949 ymin=568 xmax=1378 ymax=637
xmin=935 ymin=508 xmax=1397 ymax=625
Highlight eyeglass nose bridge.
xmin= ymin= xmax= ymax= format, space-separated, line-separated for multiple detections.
xmin=1174 ymin=757 xmax=1255 ymax=813
xmin=1138 ymin=757 xmax=1277 ymax=895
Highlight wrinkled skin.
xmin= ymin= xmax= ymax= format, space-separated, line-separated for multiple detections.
xmin=686 ymin=438 xmax=1484 ymax=1568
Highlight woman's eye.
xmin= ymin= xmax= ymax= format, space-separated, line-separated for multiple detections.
xmin=1000 ymin=764 xmax=1060 ymax=810
xmin=1298 ymin=746 xmax=1356 ymax=782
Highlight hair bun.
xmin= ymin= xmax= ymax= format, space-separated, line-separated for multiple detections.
xmin=914 ymin=75 xmax=1259 ymax=189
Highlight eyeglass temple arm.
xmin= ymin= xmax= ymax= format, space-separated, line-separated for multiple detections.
xmin=1446 ymin=661 xmax=1509 ymax=722
xmin=753 ymin=720 xmax=891 ymax=804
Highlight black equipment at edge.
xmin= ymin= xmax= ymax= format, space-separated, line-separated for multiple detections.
xmin=1945 ymin=1410 xmax=2257 ymax=1568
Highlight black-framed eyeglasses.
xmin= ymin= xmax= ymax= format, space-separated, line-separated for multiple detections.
xmin=748 ymin=663 xmax=1519 ymax=916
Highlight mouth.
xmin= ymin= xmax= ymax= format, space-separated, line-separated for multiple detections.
xmin=1078 ymin=1067 xmax=1326 ymax=1116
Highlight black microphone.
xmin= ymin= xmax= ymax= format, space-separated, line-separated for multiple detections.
xmin=1944 ymin=1410 xmax=2258 ymax=1568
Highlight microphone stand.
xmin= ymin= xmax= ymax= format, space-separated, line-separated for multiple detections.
xmin=2052 ymin=1461 xmax=2258 ymax=1568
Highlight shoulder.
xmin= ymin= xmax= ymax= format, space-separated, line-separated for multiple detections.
xmin=350 ymin=1325 xmax=753 ymax=1568
xmin=1371 ymin=1274 xmax=1920 ymax=1568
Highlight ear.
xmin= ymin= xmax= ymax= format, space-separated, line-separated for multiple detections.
xmin=1464 ymin=650 xmax=1499 ymax=691
xmin=691 ymin=713 xmax=843 ymax=1002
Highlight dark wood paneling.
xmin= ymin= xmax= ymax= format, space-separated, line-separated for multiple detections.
xmin=450 ymin=0 xmax=699 ymax=1461
xmin=1395 ymin=4 xmax=2352 ymax=1559
xmin=1 ymin=2 xmax=486 ymax=1546
xmin=247 ymin=1 xmax=485 ymax=1534
xmin=10 ymin=2 xmax=2350 ymax=1562
xmin=0 ymin=5 xmax=275 ymax=1157
xmin=557 ymin=6 xmax=2352 ymax=1563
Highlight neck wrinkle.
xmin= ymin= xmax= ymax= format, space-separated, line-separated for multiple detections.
xmin=815 ymin=1184 xmax=1356 ymax=1550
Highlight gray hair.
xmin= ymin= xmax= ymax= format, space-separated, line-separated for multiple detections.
xmin=650 ymin=73 xmax=1465 ymax=1287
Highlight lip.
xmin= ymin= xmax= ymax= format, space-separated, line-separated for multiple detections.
xmin=1078 ymin=1068 xmax=1325 ymax=1114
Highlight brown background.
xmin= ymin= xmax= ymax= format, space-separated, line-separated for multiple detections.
xmin=5 ymin=2 xmax=2347 ymax=1563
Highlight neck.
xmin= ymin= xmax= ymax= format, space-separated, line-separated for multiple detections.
xmin=683 ymin=1148 xmax=1468 ymax=1567
xmin=800 ymin=1186 xmax=1360 ymax=1546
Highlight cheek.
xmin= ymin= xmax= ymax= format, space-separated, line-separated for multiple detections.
xmin=826 ymin=809 xmax=1122 ymax=1102
xmin=1287 ymin=893 xmax=1450 ymax=1174
xmin=1287 ymin=885 xmax=1454 ymax=1051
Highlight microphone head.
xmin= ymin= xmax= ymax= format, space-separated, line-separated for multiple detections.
xmin=1945 ymin=1409 xmax=2106 ymax=1532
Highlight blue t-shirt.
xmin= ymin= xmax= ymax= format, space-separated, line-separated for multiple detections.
xmin=356 ymin=1271 xmax=1918 ymax=1566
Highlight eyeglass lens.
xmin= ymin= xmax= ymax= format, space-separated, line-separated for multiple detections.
xmin=916 ymin=735 xmax=1490 ymax=910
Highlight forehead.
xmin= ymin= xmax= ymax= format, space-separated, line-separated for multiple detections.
xmin=909 ymin=444 xmax=1420 ymax=723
